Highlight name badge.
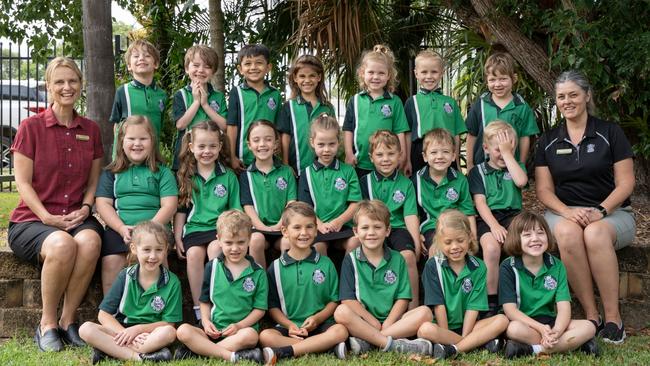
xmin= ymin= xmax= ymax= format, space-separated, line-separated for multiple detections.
xmin=76 ymin=134 xmax=89 ymax=141
xmin=555 ymin=148 xmax=572 ymax=155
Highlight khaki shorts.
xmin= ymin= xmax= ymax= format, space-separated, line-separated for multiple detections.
xmin=544 ymin=206 xmax=636 ymax=250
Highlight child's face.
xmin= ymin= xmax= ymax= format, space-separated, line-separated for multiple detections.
xmin=354 ymin=216 xmax=390 ymax=251
xmin=362 ymin=60 xmax=390 ymax=94
xmin=281 ymin=214 xmax=317 ymax=251
xmin=370 ymin=143 xmax=400 ymax=177
xmin=190 ymin=129 xmax=221 ymax=167
xmin=218 ymin=230 xmax=250 ymax=264
xmin=310 ymin=129 xmax=339 ymax=166
xmin=414 ymin=58 xmax=443 ymax=91
xmin=237 ymin=55 xmax=271 ymax=85
xmin=422 ymin=140 xmax=455 ymax=174
xmin=293 ymin=65 xmax=321 ymax=97
xmin=132 ymin=232 xmax=166 ymax=272
xmin=437 ymin=227 xmax=470 ymax=264
xmin=520 ymin=224 xmax=549 ymax=258
xmin=483 ymin=137 xmax=506 ymax=168
xmin=185 ymin=53 xmax=215 ymax=84
xmin=127 ymin=47 xmax=158 ymax=76
xmin=247 ymin=124 xmax=276 ymax=162
xmin=486 ymin=70 xmax=515 ymax=99
xmin=122 ymin=124 xmax=153 ymax=164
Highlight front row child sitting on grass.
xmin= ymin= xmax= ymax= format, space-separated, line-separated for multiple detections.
xmin=79 ymin=221 xmax=182 ymax=364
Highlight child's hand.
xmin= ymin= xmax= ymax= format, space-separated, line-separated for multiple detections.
xmin=497 ymin=130 xmax=515 ymax=157
xmin=318 ymin=221 xmax=332 ymax=234
xmin=130 ymin=332 xmax=150 ymax=351
xmin=191 ymin=80 xmax=202 ymax=101
xmin=268 ymin=222 xmax=282 ymax=232
xmin=402 ymin=160 xmax=412 ymax=177
xmin=175 ymin=240 xmax=186 ymax=259
xmin=327 ymin=220 xmax=343 ymax=233
xmin=300 ymin=316 xmax=318 ymax=332
xmin=230 ymin=157 xmax=245 ymax=173
xmin=288 ymin=324 xmax=306 ymax=339
xmin=113 ymin=325 xmax=141 ymax=347
xmin=199 ymin=86 xmax=209 ymax=106
xmin=345 ymin=153 xmax=357 ymax=167
xmin=202 ymin=319 xmax=221 ymax=339
xmin=221 ymin=323 xmax=240 ymax=337
xmin=118 ymin=225 xmax=133 ymax=245
xmin=489 ymin=224 xmax=508 ymax=244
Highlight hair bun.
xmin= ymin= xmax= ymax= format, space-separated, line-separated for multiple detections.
xmin=373 ymin=44 xmax=388 ymax=54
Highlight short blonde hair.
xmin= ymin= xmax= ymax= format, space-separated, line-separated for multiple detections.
xmin=124 ymin=39 xmax=160 ymax=66
xmin=433 ymin=209 xmax=478 ymax=255
xmin=357 ymin=44 xmax=399 ymax=93
xmin=184 ymin=45 xmax=219 ymax=70
xmin=483 ymin=120 xmax=518 ymax=145
xmin=216 ymin=210 xmax=252 ymax=237
xmin=369 ymin=130 xmax=400 ymax=155
xmin=281 ymin=201 xmax=317 ymax=227
xmin=484 ymin=52 xmax=516 ymax=79
xmin=354 ymin=200 xmax=390 ymax=228
xmin=415 ymin=49 xmax=444 ymax=69
xmin=422 ymin=128 xmax=455 ymax=152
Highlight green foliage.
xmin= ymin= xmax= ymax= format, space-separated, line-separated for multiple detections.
xmin=0 ymin=191 xmax=19 ymax=230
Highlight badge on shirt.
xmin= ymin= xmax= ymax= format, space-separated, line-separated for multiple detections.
xmin=214 ymin=184 xmax=227 ymax=197
xmin=210 ymin=100 xmax=220 ymax=112
xmin=76 ymin=134 xmax=89 ymax=141
xmin=380 ymin=104 xmax=392 ymax=117
xmin=243 ymin=277 xmax=256 ymax=292
xmin=586 ymin=143 xmax=595 ymax=153
xmin=276 ymin=177 xmax=288 ymax=191
xmin=443 ymin=102 xmax=453 ymax=114
xmin=503 ymin=172 xmax=512 ymax=181
xmin=267 ymin=97 xmax=277 ymax=110
xmin=555 ymin=148 xmax=572 ymax=155
xmin=312 ymin=269 xmax=325 ymax=285
xmin=543 ymin=275 xmax=557 ymax=290
xmin=445 ymin=187 xmax=459 ymax=201
xmin=384 ymin=269 xmax=397 ymax=284
xmin=150 ymin=296 xmax=166 ymax=312
xmin=334 ymin=177 xmax=347 ymax=191
xmin=461 ymin=278 xmax=473 ymax=293
xmin=392 ymin=190 xmax=405 ymax=204
xmin=158 ymin=99 xmax=165 ymax=112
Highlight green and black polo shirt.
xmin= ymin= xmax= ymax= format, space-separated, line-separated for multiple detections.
xmin=468 ymin=162 xmax=524 ymax=211
xmin=172 ymin=83 xmax=228 ymax=129
xmin=240 ymin=159 xmax=297 ymax=227
xmin=360 ymin=170 xmax=418 ymax=229
xmin=404 ymin=88 xmax=466 ymax=141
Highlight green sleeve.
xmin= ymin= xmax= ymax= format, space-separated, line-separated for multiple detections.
xmin=228 ymin=170 xmax=243 ymax=211
xmin=555 ymin=259 xmax=572 ymax=303
xmin=158 ymin=166 xmax=179 ymax=197
xmin=327 ymin=258 xmax=340 ymax=303
xmin=395 ymin=252 xmax=412 ymax=300
xmin=451 ymin=99 xmax=467 ymax=135
xmin=391 ymin=97 xmax=410 ymax=134
xmin=403 ymin=178 xmax=418 ymax=217
xmin=286 ymin=167 xmax=297 ymax=201
xmin=520 ymin=103 xmax=539 ymax=137
xmin=162 ymin=276 xmax=183 ymax=323
xmin=217 ymin=91 xmax=228 ymax=118
xmin=457 ymin=175 xmax=477 ymax=216
xmin=253 ymin=269 xmax=269 ymax=310
xmin=346 ymin=165 xmax=362 ymax=202
xmin=466 ymin=260 xmax=489 ymax=311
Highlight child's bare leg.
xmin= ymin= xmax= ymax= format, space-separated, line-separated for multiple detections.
xmin=543 ymin=320 xmax=596 ymax=353
xmin=343 ymin=236 xmax=360 ymax=253
xmin=292 ymin=324 xmax=348 ymax=356
xmin=455 ymin=314 xmax=509 ymax=352
xmin=216 ymin=327 xmax=259 ymax=351
xmin=278 ymin=237 xmax=290 ymax=252
xmin=417 ymin=322 xmax=463 ymax=345
xmin=177 ymin=323 xmax=243 ymax=360
xmin=400 ymin=249 xmax=419 ymax=310
xmin=334 ymin=303 xmax=390 ymax=348
xmin=101 ymin=253 xmax=127 ymax=294
xmin=480 ymin=233 xmax=501 ymax=295
xmin=382 ymin=306 xmax=432 ymax=338
xmin=313 ymin=242 xmax=327 ymax=256
xmin=133 ymin=325 xmax=176 ymax=354
xmin=79 ymin=322 xmax=139 ymax=360
xmin=186 ymin=246 xmax=207 ymax=306
xmin=248 ymin=232 xmax=268 ymax=268
xmin=206 ymin=239 xmax=221 ymax=260
xmin=506 ymin=320 xmax=542 ymax=345
xmin=259 ymin=328 xmax=301 ymax=347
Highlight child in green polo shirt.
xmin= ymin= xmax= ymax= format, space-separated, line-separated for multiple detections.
xmin=405 ymin=50 xmax=466 ymax=172
xmin=499 ymin=211 xmax=598 ymax=358
xmin=79 ymin=221 xmax=182 ymax=363
xmin=418 ymin=209 xmax=509 ymax=360
xmin=469 ymin=121 xmax=528 ymax=315
xmin=227 ymin=44 xmax=282 ymax=171
xmin=174 ymin=120 xmax=241 ymax=324
xmin=361 ymin=130 xmax=421 ymax=309
xmin=175 ymin=210 xmax=267 ymax=363
xmin=413 ymin=128 xmax=476 ymax=255
xmin=343 ymin=44 xmax=410 ymax=178
xmin=278 ymin=54 xmax=335 ymax=175
xmin=334 ymin=200 xmax=434 ymax=356
xmin=259 ymin=202 xmax=348 ymax=363
xmin=96 ymin=116 xmax=178 ymax=295
xmin=110 ymin=39 xmax=167 ymax=159
xmin=241 ymin=121 xmax=297 ymax=268
xmin=465 ymin=52 xmax=539 ymax=171
xmin=172 ymin=45 xmax=228 ymax=170
xmin=298 ymin=114 xmax=362 ymax=255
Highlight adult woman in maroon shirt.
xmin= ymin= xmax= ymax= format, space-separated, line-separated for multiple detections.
xmin=8 ymin=57 xmax=104 ymax=352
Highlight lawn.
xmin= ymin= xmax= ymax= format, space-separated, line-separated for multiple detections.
xmin=0 ymin=191 xmax=18 ymax=230
xmin=1 ymin=334 xmax=650 ymax=366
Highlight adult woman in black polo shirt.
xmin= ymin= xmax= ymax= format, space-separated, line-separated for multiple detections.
xmin=535 ymin=70 xmax=635 ymax=344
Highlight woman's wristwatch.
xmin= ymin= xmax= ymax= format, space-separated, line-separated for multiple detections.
xmin=595 ymin=205 xmax=608 ymax=217
xmin=81 ymin=203 xmax=93 ymax=212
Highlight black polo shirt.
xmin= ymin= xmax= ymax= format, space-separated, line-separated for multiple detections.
xmin=534 ymin=116 xmax=633 ymax=207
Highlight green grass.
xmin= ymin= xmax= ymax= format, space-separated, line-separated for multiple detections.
xmin=0 ymin=191 xmax=19 ymax=229
xmin=1 ymin=335 xmax=650 ymax=366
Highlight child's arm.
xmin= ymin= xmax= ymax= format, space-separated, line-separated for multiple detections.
xmin=399 ymin=132 xmax=411 ymax=176
xmin=173 ymin=212 xmax=187 ymax=259
xmin=199 ymin=301 xmax=221 ymax=338
xmin=468 ymin=215 xmax=477 ymax=241
xmin=404 ymin=215 xmax=422 ymax=258
xmin=199 ymin=89 xmax=227 ymax=131
xmin=222 ymin=309 xmax=266 ymax=337
xmin=503 ymin=303 xmax=549 ymax=335
xmin=461 ymin=309 xmax=479 ymax=337
xmin=341 ymin=300 xmax=382 ymax=330
xmin=465 ymin=134 xmax=476 ymax=171
xmin=433 ymin=305 xmax=449 ymax=329
xmin=281 ymin=133 xmax=291 ymax=166
xmin=344 ymin=131 xmax=357 ymax=166
xmin=498 ymin=130 xmax=528 ymax=187
xmin=382 ymin=299 xmax=409 ymax=329
xmin=454 ymin=135 xmax=462 ymax=169
xmin=96 ymin=197 xmax=131 ymax=243
xmin=98 ymin=310 xmax=172 ymax=346
xmin=227 ymin=125 xmax=245 ymax=171
xmin=152 ymin=196 xmax=178 ymax=225
xmin=326 ymin=201 xmax=358 ymax=232
xmin=243 ymin=205 xmax=274 ymax=232
xmin=518 ymin=136 xmax=530 ymax=164
xmin=175 ymin=85 xmax=202 ymax=130
xmin=474 ymin=195 xmax=507 ymax=243
xmin=268 ymin=308 xmax=305 ymax=338
xmin=301 ymin=302 xmax=338 ymax=332
xmin=552 ymin=301 xmax=571 ymax=337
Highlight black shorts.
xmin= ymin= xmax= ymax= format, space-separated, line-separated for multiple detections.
xmin=8 ymin=216 xmax=103 ymax=265
xmin=355 ymin=167 xmax=373 ymax=181
xmin=411 ymin=139 xmax=426 ymax=174
xmin=101 ymin=227 xmax=130 ymax=257
xmin=477 ymin=209 xmax=520 ymax=239
xmin=274 ymin=322 xmax=334 ymax=338
xmin=252 ymin=229 xmax=283 ymax=245
xmin=315 ymin=228 xmax=355 ymax=243
xmin=533 ymin=315 xmax=556 ymax=328
xmin=423 ymin=229 xmax=436 ymax=250
xmin=182 ymin=230 xmax=218 ymax=254
xmin=387 ymin=228 xmax=414 ymax=252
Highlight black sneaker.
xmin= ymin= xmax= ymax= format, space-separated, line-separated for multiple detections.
xmin=432 ymin=343 xmax=457 ymax=359
xmin=599 ymin=322 xmax=626 ymax=344
xmin=173 ymin=344 xmax=197 ymax=360
xmin=504 ymin=340 xmax=533 ymax=359
xmin=234 ymin=348 xmax=263 ymax=364
xmin=91 ymin=348 xmax=107 ymax=364
xmin=484 ymin=338 xmax=502 ymax=353
xmin=579 ymin=337 xmax=600 ymax=356
xmin=139 ymin=347 xmax=172 ymax=362
xmin=262 ymin=347 xmax=277 ymax=365
xmin=589 ymin=317 xmax=604 ymax=334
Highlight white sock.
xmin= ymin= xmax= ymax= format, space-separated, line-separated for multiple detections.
xmin=382 ymin=336 xmax=393 ymax=351
xmin=230 ymin=351 xmax=238 ymax=362
xmin=532 ymin=344 xmax=543 ymax=354
xmin=193 ymin=306 xmax=201 ymax=321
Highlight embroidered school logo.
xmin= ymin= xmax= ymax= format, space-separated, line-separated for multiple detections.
xmin=587 ymin=143 xmax=595 ymax=153
xmin=334 ymin=177 xmax=347 ymax=191
xmin=445 ymin=187 xmax=459 ymax=201
xmin=243 ymin=277 xmax=256 ymax=292
xmin=150 ymin=296 xmax=165 ymax=312
xmin=312 ymin=269 xmax=325 ymax=285
xmin=503 ymin=172 xmax=512 ymax=181
xmin=380 ymin=104 xmax=392 ymax=117
xmin=158 ymin=99 xmax=165 ymax=112
xmin=543 ymin=275 xmax=558 ymax=290
xmin=443 ymin=102 xmax=453 ymax=114
xmin=267 ymin=97 xmax=277 ymax=110
xmin=392 ymin=190 xmax=405 ymax=204
xmin=384 ymin=269 xmax=397 ymax=284
xmin=461 ymin=278 xmax=473 ymax=293
xmin=276 ymin=177 xmax=288 ymax=190
xmin=210 ymin=100 xmax=220 ymax=112
xmin=214 ymin=184 xmax=227 ymax=197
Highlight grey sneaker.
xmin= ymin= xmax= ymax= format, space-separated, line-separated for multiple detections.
xmin=348 ymin=336 xmax=372 ymax=355
xmin=433 ymin=343 xmax=457 ymax=359
xmin=332 ymin=341 xmax=347 ymax=359
xmin=391 ymin=338 xmax=432 ymax=355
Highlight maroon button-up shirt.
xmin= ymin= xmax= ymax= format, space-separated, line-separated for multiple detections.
xmin=10 ymin=107 xmax=104 ymax=223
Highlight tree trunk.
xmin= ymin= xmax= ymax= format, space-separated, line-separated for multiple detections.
xmin=82 ymin=0 xmax=115 ymax=163
xmin=209 ymin=0 xmax=226 ymax=92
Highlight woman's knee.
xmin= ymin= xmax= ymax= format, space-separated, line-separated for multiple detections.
xmin=74 ymin=231 xmax=101 ymax=260
xmin=42 ymin=231 xmax=77 ymax=263
xmin=583 ymin=222 xmax=616 ymax=250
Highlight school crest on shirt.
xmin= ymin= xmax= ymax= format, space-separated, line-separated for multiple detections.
xmin=443 ymin=102 xmax=453 ymax=114
xmin=461 ymin=278 xmax=473 ymax=294
xmin=503 ymin=172 xmax=512 ymax=181
xmin=243 ymin=277 xmax=256 ymax=292
xmin=445 ymin=188 xmax=459 ymax=201
xmin=543 ymin=275 xmax=558 ymax=291
xmin=334 ymin=177 xmax=347 ymax=191
xmin=214 ymin=184 xmax=227 ymax=197
xmin=384 ymin=269 xmax=397 ymax=285
xmin=380 ymin=104 xmax=392 ymax=117
xmin=586 ymin=143 xmax=595 ymax=153
xmin=312 ymin=269 xmax=326 ymax=285
xmin=150 ymin=296 xmax=165 ymax=312
xmin=210 ymin=100 xmax=220 ymax=112
xmin=158 ymin=99 xmax=165 ymax=112
xmin=267 ymin=97 xmax=277 ymax=110
xmin=276 ymin=177 xmax=288 ymax=191
xmin=392 ymin=190 xmax=405 ymax=204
